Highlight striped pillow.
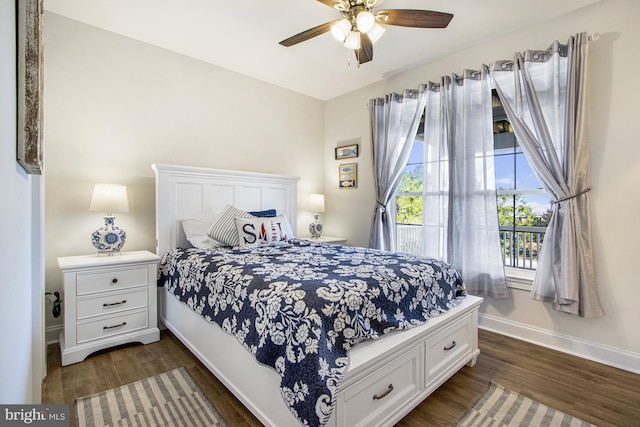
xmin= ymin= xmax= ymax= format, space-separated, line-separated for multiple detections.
xmin=206 ymin=205 xmax=254 ymax=247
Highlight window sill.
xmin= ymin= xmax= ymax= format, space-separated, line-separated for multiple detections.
xmin=505 ymin=267 xmax=534 ymax=291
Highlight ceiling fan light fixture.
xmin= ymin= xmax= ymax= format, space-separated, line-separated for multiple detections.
xmin=331 ymin=18 xmax=352 ymax=42
xmin=344 ymin=30 xmax=361 ymax=49
xmin=355 ymin=11 xmax=375 ymax=33
xmin=332 ymin=1 xmax=349 ymax=11
xmin=367 ymin=23 xmax=385 ymax=43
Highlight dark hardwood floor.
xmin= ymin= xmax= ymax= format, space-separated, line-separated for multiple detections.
xmin=42 ymin=329 xmax=640 ymax=426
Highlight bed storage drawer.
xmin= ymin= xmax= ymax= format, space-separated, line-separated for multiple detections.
xmin=337 ymin=345 xmax=423 ymax=427
xmin=76 ymin=266 xmax=149 ymax=295
xmin=425 ymin=313 xmax=472 ymax=383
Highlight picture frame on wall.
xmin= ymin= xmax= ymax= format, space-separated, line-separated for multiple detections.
xmin=16 ymin=0 xmax=44 ymax=175
xmin=339 ymin=163 xmax=357 ymax=189
xmin=335 ymin=144 xmax=358 ymax=160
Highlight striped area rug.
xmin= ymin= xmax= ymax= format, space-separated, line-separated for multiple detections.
xmin=456 ymin=382 xmax=595 ymax=427
xmin=74 ymin=367 xmax=228 ymax=427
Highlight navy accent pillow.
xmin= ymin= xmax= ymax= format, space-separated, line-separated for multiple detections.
xmin=248 ymin=209 xmax=277 ymax=218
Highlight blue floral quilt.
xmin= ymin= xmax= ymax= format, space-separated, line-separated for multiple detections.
xmin=158 ymin=239 xmax=466 ymax=427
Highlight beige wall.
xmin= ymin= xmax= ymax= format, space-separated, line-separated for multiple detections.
xmin=325 ymin=0 xmax=640 ymax=370
xmin=44 ymin=0 xmax=640 ymax=372
xmin=1 ymin=0 xmax=43 ymax=402
xmin=43 ymin=13 xmax=325 ymax=332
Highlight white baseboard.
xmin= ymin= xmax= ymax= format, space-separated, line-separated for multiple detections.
xmin=46 ymin=324 xmax=62 ymax=346
xmin=478 ymin=313 xmax=640 ymax=375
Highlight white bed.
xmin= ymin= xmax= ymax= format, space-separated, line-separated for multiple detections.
xmin=153 ymin=163 xmax=483 ymax=427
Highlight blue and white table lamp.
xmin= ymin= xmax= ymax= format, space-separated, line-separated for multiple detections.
xmin=89 ymin=183 xmax=129 ymax=255
xmin=308 ymin=193 xmax=325 ymax=238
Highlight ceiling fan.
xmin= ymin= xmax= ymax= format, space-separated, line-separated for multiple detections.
xmin=279 ymin=0 xmax=453 ymax=65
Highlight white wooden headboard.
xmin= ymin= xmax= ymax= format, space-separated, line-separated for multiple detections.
xmin=152 ymin=164 xmax=299 ymax=256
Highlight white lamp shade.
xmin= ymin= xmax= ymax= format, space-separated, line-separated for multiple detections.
xmin=344 ymin=30 xmax=361 ymax=49
xmin=309 ymin=194 xmax=325 ymax=213
xmin=331 ymin=18 xmax=352 ymax=42
xmin=89 ymin=184 xmax=130 ymax=214
xmin=367 ymin=23 xmax=386 ymax=43
xmin=356 ymin=11 xmax=375 ymax=33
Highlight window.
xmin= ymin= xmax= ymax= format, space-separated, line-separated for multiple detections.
xmin=396 ymin=140 xmax=424 ymax=254
xmin=492 ymin=91 xmax=550 ymax=272
xmin=395 ymin=94 xmax=550 ymax=278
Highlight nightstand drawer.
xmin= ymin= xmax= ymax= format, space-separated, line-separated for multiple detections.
xmin=77 ymin=288 xmax=149 ymax=320
xmin=77 ymin=310 xmax=149 ymax=343
xmin=77 ymin=266 xmax=148 ymax=295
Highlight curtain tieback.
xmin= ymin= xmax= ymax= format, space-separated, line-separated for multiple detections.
xmin=551 ymin=187 xmax=591 ymax=205
xmin=375 ymin=200 xmax=386 ymax=213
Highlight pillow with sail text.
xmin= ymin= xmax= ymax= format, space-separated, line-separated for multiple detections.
xmin=234 ymin=215 xmax=289 ymax=248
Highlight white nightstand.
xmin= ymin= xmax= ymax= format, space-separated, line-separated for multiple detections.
xmin=57 ymin=250 xmax=161 ymax=366
xmin=300 ymin=236 xmax=348 ymax=244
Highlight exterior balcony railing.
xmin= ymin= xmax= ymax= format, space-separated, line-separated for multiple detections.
xmin=396 ymin=224 xmax=546 ymax=270
xmin=499 ymin=225 xmax=546 ymax=270
xmin=396 ymin=224 xmax=422 ymax=254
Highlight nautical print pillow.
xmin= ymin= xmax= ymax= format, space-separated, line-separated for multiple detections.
xmin=234 ymin=215 xmax=289 ymax=248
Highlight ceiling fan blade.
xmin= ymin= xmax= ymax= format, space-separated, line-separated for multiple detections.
xmin=375 ymin=9 xmax=454 ymax=28
xmin=355 ymin=33 xmax=373 ymax=64
xmin=279 ymin=21 xmax=337 ymax=47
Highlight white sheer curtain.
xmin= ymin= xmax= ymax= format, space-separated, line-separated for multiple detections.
xmin=422 ymin=69 xmax=508 ymax=298
xmin=491 ymin=33 xmax=603 ymax=317
xmin=369 ymin=87 xmax=427 ymax=251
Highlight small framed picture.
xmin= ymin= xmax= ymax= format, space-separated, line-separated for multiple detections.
xmin=335 ymin=144 xmax=359 ymax=160
xmin=339 ymin=163 xmax=357 ymax=189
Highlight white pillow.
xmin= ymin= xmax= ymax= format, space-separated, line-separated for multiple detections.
xmin=181 ymin=218 xmax=225 ymax=249
xmin=206 ymin=205 xmax=254 ymax=247
xmin=235 ymin=215 xmax=289 ymax=248
xmin=276 ymin=210 xmax=296 ymax=238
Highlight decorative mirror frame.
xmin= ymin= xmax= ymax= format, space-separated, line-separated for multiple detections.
xmin=17 ymin=0 xmax=44 ymax=175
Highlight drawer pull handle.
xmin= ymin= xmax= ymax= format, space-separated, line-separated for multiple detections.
xmin=373 ymin=384 xmax=394 ymax=400
xmin=103 ymin=300 xmax=127 ymax=307
xmin=103 ymin=322 xmax=127 ymax=330
xmin=112 ymin=278 xmax=118 ymax=283
xmin=444 ymin=340 xmax=457 ymax=351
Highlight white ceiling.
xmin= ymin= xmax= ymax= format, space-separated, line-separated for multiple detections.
xmin=44 ymin=0 xmax=598 ymax=101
